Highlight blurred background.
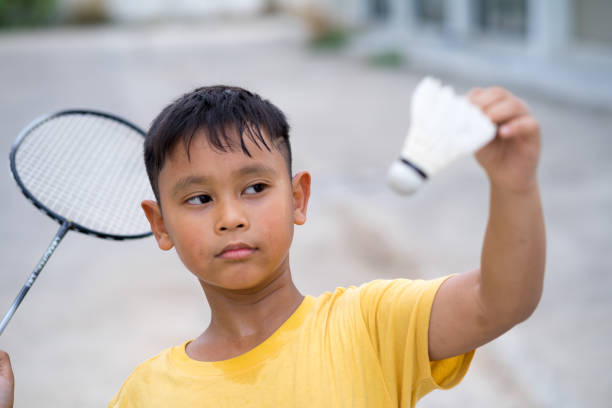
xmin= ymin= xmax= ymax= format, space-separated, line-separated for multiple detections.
xmin=0 ymin=0 xmax=610 ymax=406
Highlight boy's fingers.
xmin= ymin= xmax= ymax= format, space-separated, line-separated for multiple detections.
xmin=0 ymin=351 xmax=14 ymax=408
xmin=466 ymin=87 xmax=484 ymax=101
xmin=484 ymin=97 xmax=529 ymax=125
xmin=469 ymin=86 xmax=507 ymax=110
xmin=499 ymin=115 xmax=540 ymax=139
xmin=0 ymin=351 xmax=13 ymax=382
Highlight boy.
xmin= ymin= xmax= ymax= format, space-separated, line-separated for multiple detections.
xmin=0 ymin=84 xmax=544 ymax=407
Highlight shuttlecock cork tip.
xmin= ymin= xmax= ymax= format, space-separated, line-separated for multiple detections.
xmin=387 ymin=159 xmax=425 ymax=195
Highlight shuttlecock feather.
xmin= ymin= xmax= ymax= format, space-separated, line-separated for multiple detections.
xmin=388 ymin=77 xmax=497 ymax=195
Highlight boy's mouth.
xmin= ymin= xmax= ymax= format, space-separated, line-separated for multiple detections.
xmin=217 ymin=242 xmax=256 ymax=260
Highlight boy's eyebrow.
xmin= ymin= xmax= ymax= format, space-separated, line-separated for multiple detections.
xmin=171 ymin=164 xmax=277 ymax=197
xmin=172 ymin=175 xmax=212 ymax=197
xmin=236 ymin=163 xmax=277 ymax=178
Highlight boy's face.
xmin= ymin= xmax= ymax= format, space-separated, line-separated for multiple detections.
xmin=142 ymin=130 xmax=310 ymax=292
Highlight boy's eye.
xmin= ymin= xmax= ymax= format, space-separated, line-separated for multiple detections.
xmin=244 ymin=183 xmax=267 ymax=195
xmin=187 ymin=194 xmax=212 ymax=205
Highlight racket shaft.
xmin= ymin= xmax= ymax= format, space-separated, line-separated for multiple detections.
xmin=0 ymin=221 xmax=70 ymax=335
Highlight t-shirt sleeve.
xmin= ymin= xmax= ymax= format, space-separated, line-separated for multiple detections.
xmin=108 ymin=385 xmax=124 ymax=408
xmin=107 ymin=352 xmax=166 ymax=408
xmin=108 ymin=368 xmax=141 ymax=408
xmin=358 ymin=276 xmax=474 ymax=405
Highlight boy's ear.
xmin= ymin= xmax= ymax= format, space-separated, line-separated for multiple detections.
xmin=141 ymin=200 xmax=174 ymax=251
xmin=292 ymin=171 xmax=311 ymax=226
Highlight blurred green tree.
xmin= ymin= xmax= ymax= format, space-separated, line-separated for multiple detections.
xmin=0 ymin=0 xmax=58 ymax=28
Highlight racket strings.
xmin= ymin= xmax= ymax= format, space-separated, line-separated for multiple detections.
xmin=18 ymin=118 xmax=148 ymax=235
xmin=14 ymin=113 xmax=153 ymax=237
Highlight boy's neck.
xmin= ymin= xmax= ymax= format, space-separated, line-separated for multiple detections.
xmin=187 ymin=263 xmax=304 ymax=362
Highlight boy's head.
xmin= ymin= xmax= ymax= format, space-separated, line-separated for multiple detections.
xmin=141 ymin=85 xmax=310 ymax=291
xmin=145 ymin=85 xmax=292 ymax=205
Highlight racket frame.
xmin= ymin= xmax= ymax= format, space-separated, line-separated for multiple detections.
xmin=9 ymin=109 xmax=153 ymax=241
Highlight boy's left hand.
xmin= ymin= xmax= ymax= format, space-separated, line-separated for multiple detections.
xmin=468 ymin=87 xmax=541 ymax=193
xmin=0 ymin=351 xmax=13 ymax=408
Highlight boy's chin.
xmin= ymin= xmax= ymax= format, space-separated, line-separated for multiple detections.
xmin=198 ymin=270 xmax=278 ymax=293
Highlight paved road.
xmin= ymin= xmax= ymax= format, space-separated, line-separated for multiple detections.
xmin=0 ymin=15 xmax=610 ymax=407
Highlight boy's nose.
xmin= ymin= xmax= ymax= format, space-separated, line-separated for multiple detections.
xmin=219 ymin=222 xmax=245 ymax=232
xmin=215 ymin=200 xmax=249 ymax=233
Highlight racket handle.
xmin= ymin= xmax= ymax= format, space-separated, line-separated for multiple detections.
xmin=0 ymin=221 xmax=71 ymax=336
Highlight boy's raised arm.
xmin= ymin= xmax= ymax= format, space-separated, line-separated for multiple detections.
xmin=427 ymin=86 xmax=546 ymax=361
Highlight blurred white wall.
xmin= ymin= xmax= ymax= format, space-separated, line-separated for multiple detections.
xmin=58 ymin=0 xmax=267 ymax=22
xmin=277 ymin=0 xmax=367 ymax=27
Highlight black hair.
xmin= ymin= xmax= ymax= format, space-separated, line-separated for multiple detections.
xmin=145 ymin=85 xmax=292 ymax=204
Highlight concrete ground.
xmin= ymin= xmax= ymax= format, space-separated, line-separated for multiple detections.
xmin=0 ymin=15 xmax=610 ymax=407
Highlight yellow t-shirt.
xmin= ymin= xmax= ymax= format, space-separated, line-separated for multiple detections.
xmin=109 ymin=277 xmax=474 ymax=407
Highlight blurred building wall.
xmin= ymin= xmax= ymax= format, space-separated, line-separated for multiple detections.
xmin=314 ymin=0 xmax=612 ymax=57
xmin=281 ymin=0 xmax=612 ymax=108
xmin=376 ymin=0 xmax=612 ymax=57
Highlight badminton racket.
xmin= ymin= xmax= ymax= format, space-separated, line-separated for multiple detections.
xmin=0 ymin=110 xmax=153 ymax=335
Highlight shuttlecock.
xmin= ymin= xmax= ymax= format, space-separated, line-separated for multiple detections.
xmin=388 ymin=77 xmax=497 ymax=195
